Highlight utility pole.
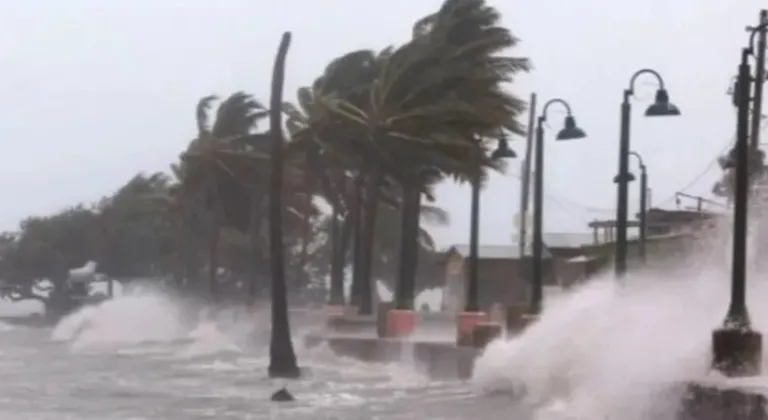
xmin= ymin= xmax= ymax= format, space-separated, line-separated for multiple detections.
xmin=750 ymin=10 xmax=768 ymax=272
xmin=638 ymin=164 xmax=648 ymax=264
xmin=517 ymin=93 xmax=537 ymax=258
xmin=750 ymin=10 xmax=767 ymax=149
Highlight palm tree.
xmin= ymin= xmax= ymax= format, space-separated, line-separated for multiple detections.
xmin=285 ymin=49 xmax=389 ymax=315
xmin=311 ymin=200 xmax=448 ymax=294
xmin=307 ymin=0 xmax=530 ymax=312
xmin=282 ymin=79 xmax=364 ymax=308
xmin=180 ymin=92 xmax=268 ymax=299
xmin=97 ymin=172 xmax=176 ymax=280
xmin=267 ymin=31 xmax=301 ymax=379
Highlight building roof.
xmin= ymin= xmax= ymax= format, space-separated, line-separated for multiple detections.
xmin=447 ymin=244 xmax=553 ymax=260
xmin=511 ymin=232 xmax=597 ymax=249
xmin=591 ymin=208 xmax=725 ymax=229
xmin=444 ymin=232 xmax=604 ymax=261
xmin=565 ymin=255 xmax=599 ymax=263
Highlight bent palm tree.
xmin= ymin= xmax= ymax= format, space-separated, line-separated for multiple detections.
xmin=180 ymin=92 xmax=268 ymax=298
xmin=320 ymin=0 xmax=529 ymax=311
xmin=267 ymin=32 xmax=300 ymax=379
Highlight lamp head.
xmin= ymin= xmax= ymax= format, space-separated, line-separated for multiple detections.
xmin=645 ymin=89 xmax=681 ymax=117
xmin=491 ymin=136 xmax=516 ymax=159
xmin=556 ymin=116 xmax=587 ymax=140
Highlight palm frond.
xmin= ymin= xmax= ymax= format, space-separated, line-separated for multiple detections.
xmin=195 ymin=95 xmax=219 ymax=135
xmin=420 ymin=205 xmax=450 ymax=226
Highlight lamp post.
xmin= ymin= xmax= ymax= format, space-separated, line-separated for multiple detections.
xmin=465 ymin=135 xmax=517 ymax=312
xmin=614 ymin=70 xmax=680 ymax=279
xmin=683 ymin=22 xmax=768 ymax=420
xmin=458 ymin=134 xmax=516 ymax=346
xmin=628 ymin=151 xmax=648 ymax=264
xmin=528 ymin=99 xmax=586 ymax=318
xmin=714 ymin=46 xmax=763 ymax=377
xmin=749 ymin=10 xmax=767 ymax=150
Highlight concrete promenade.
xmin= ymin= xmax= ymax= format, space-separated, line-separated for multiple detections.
xmin=302 ymin=310 xmax=487 ymax=380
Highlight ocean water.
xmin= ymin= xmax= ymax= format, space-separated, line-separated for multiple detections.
xmin=5 ymin=221 xmax=768 ymax=419
xmin=0 ymin=289 xmax=520 ymax=420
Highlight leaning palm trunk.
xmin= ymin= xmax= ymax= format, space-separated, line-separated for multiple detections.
xmin=183 ymin=231 xmax=202 ymax=293
xmin=172 ymin=219 xmax=186 ymax=289
xmin=394 ymin=178 xmax=422 ymax=310
xmin=349 ymin=173 xmax=365 ymax=308
xmin=207 ymin=210 xmax=220 ymax=300
xmin=358 ymin=172 xmax=382 ymax=315
xmin=181 ymin=204 xmax=202 ymax=292
xmin=333 ymin=210 xmax=355 ymax=303
xmin=292 ymin=188 xmax=314 ymax=297
xmin=328 ymin=200 xmax=346 ymax=305
xmin=248 ymin=192 xmax=265 ymax=304
xmin=267 ymin=31 xmax=300 ymax=379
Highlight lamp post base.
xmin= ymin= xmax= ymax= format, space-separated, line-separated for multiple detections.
xmin=507 ymin=312 xmax=539 ymax=334
xmin=505 ymin=304 xmax=527 ymax=334
xmin=681 ymin=383 xmax=767 ymax=420
xmin=386 ymin=309 xmax=416 ymax=338
xmin=376 ymin=302 xmax=395 ymax=338
xmin=712 ymin=327 xmax=762 ymax=377
xmin=520 ymin=313 xmax=539 ymax=328
xmin=324 ymin=305 xmax=346 ymax=317
xmin=457 ymin=312 xmax=488 ymax=346
xmin=471 ymin=321 xmax=503 ymax=349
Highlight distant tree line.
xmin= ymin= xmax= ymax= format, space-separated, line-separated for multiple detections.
xmin=0 ymin=0 xmax=531 ymax=379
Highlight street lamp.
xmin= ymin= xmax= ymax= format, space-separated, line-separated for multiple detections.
xmin=458 ymin=134 xmax=516 ymax=346
xmin=491 ymin=135 xmax=517 ymax=160
xmin=628 ymin=151 xmax=648 ymax=264
xmin=529 ymin=99 xmax=586 ymax=317
xmin=465 ymin=134 xmax=517 ymax=312
xmin=712 ymin=43 xmax=763 ymax=378
xmin=614 ymin=69 xmax=680 ymax=279
xmin=682 ymin=20 xmax=768 ymax=419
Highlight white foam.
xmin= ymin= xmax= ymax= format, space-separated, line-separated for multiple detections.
xmin=51 ymin=288 xmax=187 ymax=350
xmin=471 ymin=230 xmax=768 ymax=420
xmin=175 ymin=321 xmax=242 ymax=358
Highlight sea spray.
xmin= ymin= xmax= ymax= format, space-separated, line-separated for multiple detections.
xmin=175 ymin=321 xmax=242 ymax=358
xmin=51 ymin=290 xmax=188 ymax=350
xmin=470 ymin=236 xmax=768 ymax=420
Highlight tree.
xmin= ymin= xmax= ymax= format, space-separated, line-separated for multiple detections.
xmin=297 ymin=0 xmax=530 ymax=312
xmin=267 ymin=31 xmax=301 ymax=379
xmin=282 ymin=54 xmax=379 ymax=311
xmin=0 ymin=172 xmax=178 ymax=314
xmin=310 ymin=201 xmax=449 ymax=295
xmin=0 ymin=206 xmax=99 ymax=316
xmin=180 ymin=91 xmax=270 ymax=299
xmin=0 ymin=0 xmax=532 ymax=338
xmin=97 ymin=172 xmax=176 ymax=279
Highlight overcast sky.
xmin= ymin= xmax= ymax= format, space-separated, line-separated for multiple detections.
xmin=0 ymin=0 xmax=764 ymax=248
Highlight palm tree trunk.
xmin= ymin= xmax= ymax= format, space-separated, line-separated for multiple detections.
xmin=335 ymin=210 xmax=355 ymax=301
xmin=207 ymin=212 xmax=220 ymax=300
xmin=173 ymin=220 xmax=186 ymax=290
xmin=358 ymin=174 xmax=381 ymax=315
xmin=328 ymin=201 xmax=346 ymax=305
xmin=267 ymin=31 xmax=300 ymax=379
xmin=292 ymin=190 xmax=314 ymax=298
xmin=395 ymin=181 xmax=421 ymax=310
xmin=182 ymin=207 xmax=201 ymax=292
xmin=248 ymin=192 xmax=264 ymax=304
xmin=349 ymin=173 xmax=365 ymax=308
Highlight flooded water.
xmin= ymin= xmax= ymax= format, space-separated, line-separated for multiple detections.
xmin=7 ymin=237 xmax=768 ymax=420
xmin=0 ymin=291 xmax=520 ymax=420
